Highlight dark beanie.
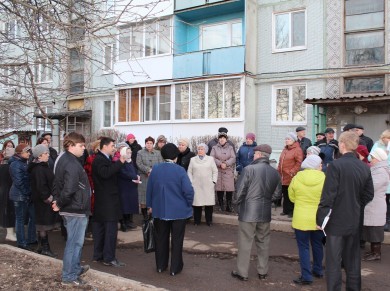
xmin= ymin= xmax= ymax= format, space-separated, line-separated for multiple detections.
xmin=218 ymin=127 xmax=228 ymax=133
xmin=161 ymin=143 xmax=180 ymax=160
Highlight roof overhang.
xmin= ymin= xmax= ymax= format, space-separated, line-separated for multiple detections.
xmin=305 ymin=94 xmax=390 ymax=106
xmin=34 ymin=110 xmax=92 ymax=120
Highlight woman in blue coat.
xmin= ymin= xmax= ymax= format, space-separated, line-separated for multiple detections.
xmin=118 ymin=147 xmax=140 ymax=231
xmin=146 ymin=143 xmax=194 ymax=276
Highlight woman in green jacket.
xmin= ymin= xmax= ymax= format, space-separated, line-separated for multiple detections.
xmin=288 ymin=155 xmax=325 ymax=285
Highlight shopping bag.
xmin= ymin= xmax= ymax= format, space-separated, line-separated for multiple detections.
xmin=142 ymin=217 xmax=155 ymax=253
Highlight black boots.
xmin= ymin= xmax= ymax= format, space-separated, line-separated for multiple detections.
xmin=38 ymin=235 xmax=57 ymax=258
xmin=225 ymin=192 xmax=233 ymax=212
xmin=124 ymin=214 xmax=136 ymax=230
xmin=217 ymin=192 xmax=224 ymax=211
xmin=363 ymin=242 xmax=381 ymax=261
xmin=120 ymin=220 xmax=128 ymax=232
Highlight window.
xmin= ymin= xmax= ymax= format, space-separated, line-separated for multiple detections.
xmin=273 ymin=10 xmax=306 ymax=52
xmin=103 ymin=45 xmax=115 ymax=72
xmin=201 ymin=20 xmax=242 ymax=50
xmin=1 ymin=66 xmax=21 ymax=88
xmin=118 ymin=86 xmax=170 ymax=122
xmin=103 ymin=100 xmax=115 ymax=127
xmin=345 ymin=0 xmax=384 ymax=65
xmin=344 ymin=76 xmax=384 ymax=93
xmin=3 ymin=20 xmax=20 ymax=39
xmin=273 ymin=85 xmax=306 ymax=124
xmin=117 ymin=78 xmax=242 ymax=123
xmin=176 ymin=78 xmax=241 ymax=120
xmin=118 ymin=18 xmax=171 ymax=60
xmin=69 ymin=48 xmax=84 ymax=93
xmin=34 ymin=59 xmax=53 ymax=83
xmin=104 ymin=0 xmax=115 ymax=17
xmin=35 ymin=106 xmax=53 ymax=131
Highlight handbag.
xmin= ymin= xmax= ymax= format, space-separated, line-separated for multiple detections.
xmin=142 ymin=217 xmax=155 ymax=253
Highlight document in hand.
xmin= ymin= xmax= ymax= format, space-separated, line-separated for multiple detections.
xmin=321 ymin=209 xmax=332 ymax=236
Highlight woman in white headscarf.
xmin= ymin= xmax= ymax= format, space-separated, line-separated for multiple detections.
xmin=188 ymin=143 xmax=218 ymax=226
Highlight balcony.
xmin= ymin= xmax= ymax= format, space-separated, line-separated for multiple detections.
xmin=175 ymin=0 xmax=244 ymax=20
xmin=173 ymin=46 xmax=245 ymax=79
xmin=175 ymin=0 xmax=228 ymax=11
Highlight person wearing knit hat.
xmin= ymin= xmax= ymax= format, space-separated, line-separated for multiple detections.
xmin=362 ymin=147 xmax=390 ymax=261
xmin=146 ymin=144 xmax=194 ymax=276
xmin=211 ymin=131 xmax=236 ymax=212
xmin=236 ymin=133 xmax=258 ymax=174
xmin=356 ymin=145 xmax=370 ymax=165
xmin=206 ymin=127 xmax=236 ymax=155
xmin=125 ymin=134 xmax=142 ymax=168
xmin=288 ymin=153 xmax=325 ymax=285
xmin=370 ymin=148 xmax=388 ymax=162
xmin=306 ymin=146 xmax=321 ymax=156
xmin=277 ymin=132 xmax=303 ymax=216
xmin=29 ymin=143 xmax=58 ymax=257
xmin=177 ymin=139 xmax=195 ymax=172
xmin=9 ymin=143 xmax=36 ymax=250
xmin=32 ymin=144 xmax=50 ymax=159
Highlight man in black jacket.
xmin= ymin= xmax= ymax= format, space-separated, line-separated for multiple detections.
xmin=316 ymin=131 xmax=374 ymax=291
xmin=231 ymin=144 xmax=282 ymax=281
xmin=92 ymin=137 xmax=125 ymax=267
xmin=52 ymin=132 xmax=91 ymax=286
xmin=296 ymin=126 xmax=312 ymax=158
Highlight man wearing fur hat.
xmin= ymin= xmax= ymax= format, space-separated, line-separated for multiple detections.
xmin=206 ymin=127 xmax=236 ymax=155
xmin=232 ymin=144 xmax=281 ymax=281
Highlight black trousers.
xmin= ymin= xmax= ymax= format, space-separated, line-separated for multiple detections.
xmin=154 ymin=218 xmax=187 ymax=273
xmin=193 ymin=206 xmax=213 ymax=224
xmin=282 ymin=185 xmax=294 ymax=215
xmin=92 ymin=221 xmax=118 ymax=262
xmin=326 ymin=233 xmax=361 ymax=291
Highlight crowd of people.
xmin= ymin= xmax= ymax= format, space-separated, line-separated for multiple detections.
xmin=0 ymin=124 xmax=389 ymax=289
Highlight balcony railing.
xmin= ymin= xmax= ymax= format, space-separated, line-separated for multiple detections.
xmin=175 ymin=0 xmax=230 ymax=11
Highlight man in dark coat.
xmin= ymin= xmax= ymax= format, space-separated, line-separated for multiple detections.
xmin=296 ymin=126 xmax=312 ymax=158
xmin=92 ymin=137 xmax=125 ymax=267
xmin=317 ymin=128 xmax=340 ymax=171
xmin=355 ymin=125 xmax=374 ymax=152
xmin=316 ymin=131 xmax=374 ymax=291
xmin=231 ymin=144 xmax=282 ymax=281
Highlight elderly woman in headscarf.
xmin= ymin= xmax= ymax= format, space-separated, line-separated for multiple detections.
xmin=362 ymin=148 xmax=390 ymax=261
xmin=188 ymin=143 xmax=218 ymax=226
xmin=117 ymin=146 xmax=140 ymax=232
xmin=288 ymin=155 xmax=325 ymax=285
xmin=176 ymin=138 xmax=195 ymax=172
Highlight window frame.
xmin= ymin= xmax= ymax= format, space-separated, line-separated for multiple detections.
xmin=199 ymin=18 xmax=243 ymax=50
xmin=344 ymin=0 xmax=385 ymax=66
xmin=271 ymin=83 xmax=307 ymax=125
xmin=102 ymin=44 xmax=115 ymax=74
xmin=34 ymin=59 xmax=53 ymax=84
xmin=117 ymin=17 xmax=172 ymax=61
xmin=69 ymin=47 xmax=85 ymax=94
xmin=102 ymin=99 xmax=115 ymax=128
xmin=342 ymin=75 xmax=386 ymax=95
xmin=272 ymin=9 xmax=307 ymax=53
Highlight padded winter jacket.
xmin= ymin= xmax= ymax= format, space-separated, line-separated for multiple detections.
xmin=8 ymin=155 xmax=31 ymax=202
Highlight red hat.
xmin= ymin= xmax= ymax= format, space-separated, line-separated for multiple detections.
xmin=126 ymin=133 xmax=135 ymax=140
xmin=356 ymin=145 xmax=369 ymax=158
xmin=246 ymin=133 xmax=256 ymax=141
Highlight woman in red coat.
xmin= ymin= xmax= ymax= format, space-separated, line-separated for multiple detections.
xmin=278 ymin=132 xmax=303 ymax=217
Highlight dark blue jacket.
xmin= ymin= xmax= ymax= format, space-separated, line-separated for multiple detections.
xmin=236 ymin=142 xmax=257 ymax=174
xmin=8 ymin=155 xmax=31 ymax=201
xmin=146 ymin=162 xmax=194 ymax=220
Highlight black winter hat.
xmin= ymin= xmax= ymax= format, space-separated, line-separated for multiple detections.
xmin=161 ymin=143 xmax=180 ymax=160
xmin=218 ymin=127 xmax=228 ymax=133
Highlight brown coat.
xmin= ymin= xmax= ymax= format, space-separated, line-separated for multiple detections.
xmin=211 ymin=143 xmax=236 ymax=192
xmin=278 ymin=142 xmax=303 ymax=185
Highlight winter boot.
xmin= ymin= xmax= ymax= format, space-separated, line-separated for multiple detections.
xmin=384 ymin=222 xmax=390 ymax=232
xmin=217 ymin=192 xmax=224 ymax=212
xmin=37 ymin=236 xmax=43 ymax=254
xmin=225 ymin=192 xmax=233 ymax=212
xmin=364 ymin=243 xmax=381 ymax=261
xmin=41 ymin=235 xmax=57 ymax=258
xmin=126 ymin=214 xmax=136 ymax=230
xmin=119 ymin=219 xmax=128 ymax=232
xmin=5 ymin=228 xmax=16 ymax=241
xmin=141 ymin=208 xmax=149 ymax=220
xmin=363 ymin=242 xmax=374 ymax=259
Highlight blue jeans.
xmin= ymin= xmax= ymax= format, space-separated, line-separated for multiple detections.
xmin=62 ymin=215 xmax=88 ymax=282
xmin=295 ymin=229 xmax=324 ymax=281
xmin=13 ymin=200 xmax=36 ymax=247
